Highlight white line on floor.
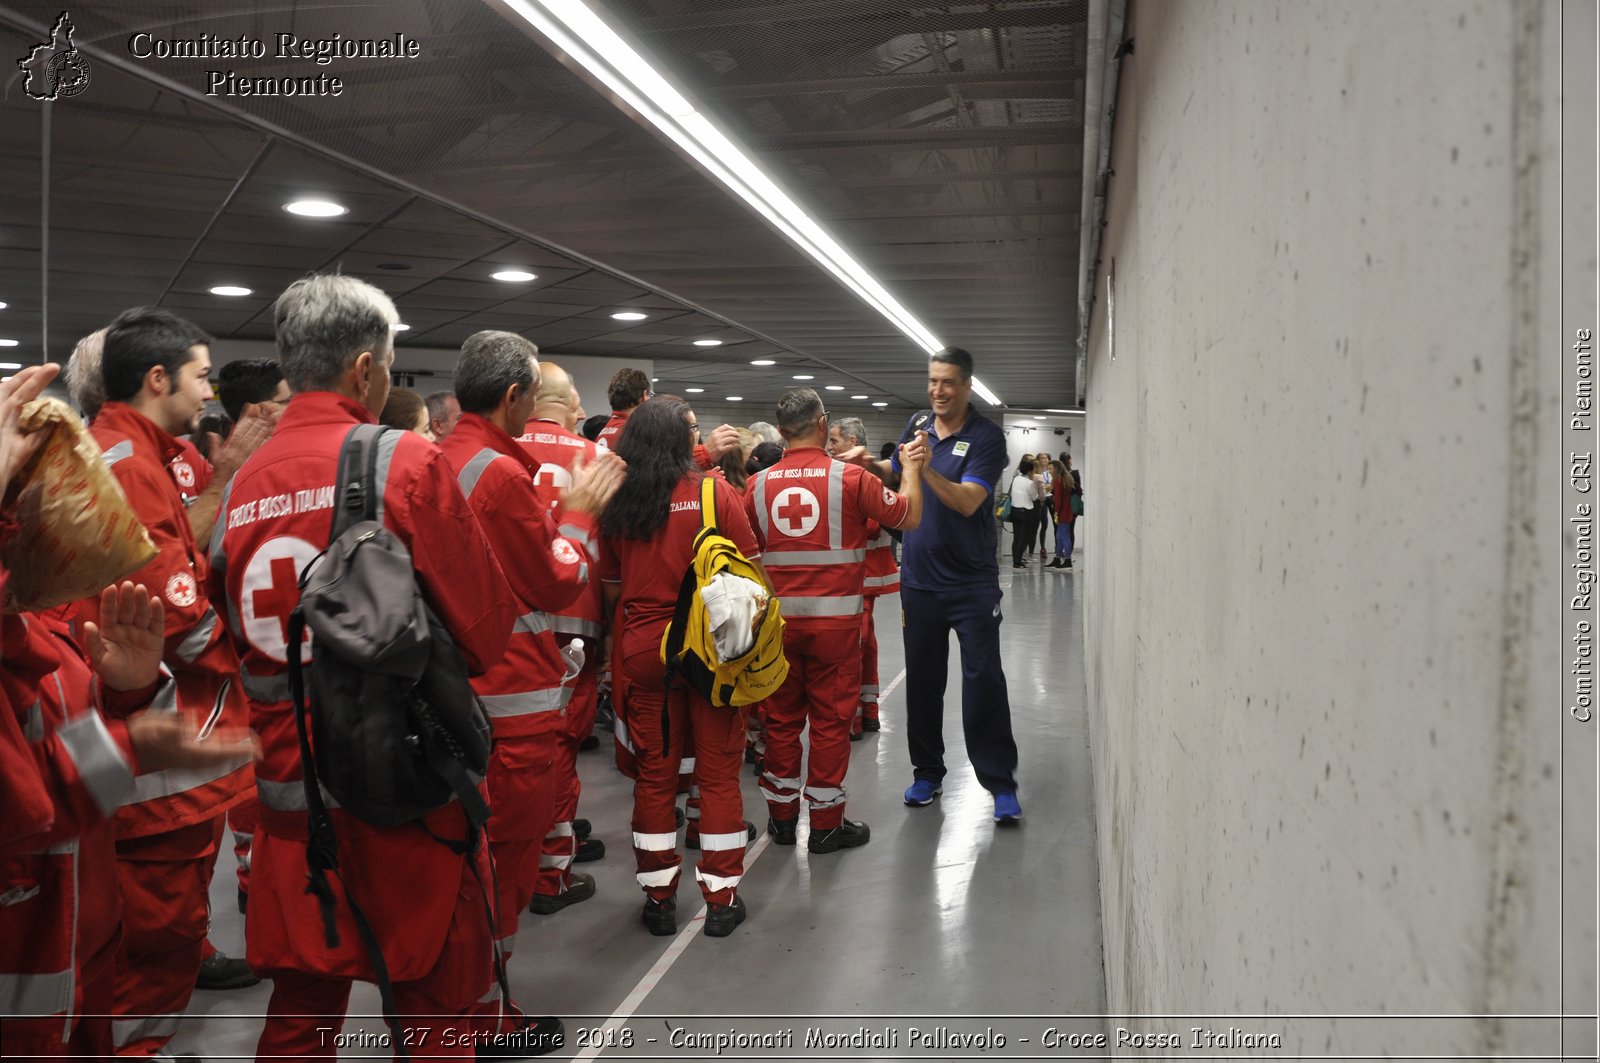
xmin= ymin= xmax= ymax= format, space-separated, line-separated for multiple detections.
xmin=575 ymin=666 xmax=907 ymax=1059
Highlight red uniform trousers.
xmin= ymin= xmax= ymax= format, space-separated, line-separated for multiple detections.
xmin=470 ymin=731 xmax=558 ymax=1036
xmin=230 ymin=795 xmax=258 ymax=896
xmin=534 ymin=644 xmax=598 ymax=899
xmin=254 ymin=843 xmax=492 ymax=1062
xmin=853 ymin=598 xmax=882 ymax=735
xmin=760 ymin=622 xmax=863 ymax=832
xmin=110 ymin=817 xmax=222 ymax=1056
xmin=621 ymin=649 xmax=746 ymax=906
xmin=1 ymin=939 xmax=116 ymax=1060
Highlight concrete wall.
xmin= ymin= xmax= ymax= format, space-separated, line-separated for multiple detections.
xmin=1081 ymin=1 xmax=1591 ymax=1056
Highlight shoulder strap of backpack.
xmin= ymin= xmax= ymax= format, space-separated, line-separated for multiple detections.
xmin=333 ymin=423 xmax=385 ymax=538
xmin=699 ymin=474 xmax=717 ymax=532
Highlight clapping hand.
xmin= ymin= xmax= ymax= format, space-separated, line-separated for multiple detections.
xmin=83 ymin=581 xmax=166 ymax=693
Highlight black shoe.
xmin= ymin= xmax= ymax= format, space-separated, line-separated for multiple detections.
xmin=476 ymin=1015 xmax=565 ymax=1059
xmin=807 ymin=818 xmax=871 ymax=854
xmin=642 ymin=896 xmax=677 ymax=936
xmin=862 ymin=716 xmax=880 ymax=732
xmin=849 ymin=729 xmax=864 ymax=742
xmin=578 ymin=734 xmax=600 ymax=752
xmin=1012 ymin=563 xmax=1027 ymax=569
xmin=703 ymin=894 xmax=747 ymax=938
xmin=766 ymin=816 xmax=797 ymax=846
xmin=1064 ymin=559 xmax=1073 ymax=568
xmin=237 ymin=888 xmax=248 ymax=915
xmin=685 ymin=820 xmax=756 ymax=851
xmin=195 ymin=949 xmax=260 ymax=990
xmin=675 ymin=806 xmax=685 ymax=828
xmin=529 ymin=872 xmax=596 ymax=915
xmin=574 ymin=836 xmax=605 ymax=862
xmin=573 ymin=818 xmax=592 ymax=840
xmin=744 ymin=745 xmax=758 ymax=764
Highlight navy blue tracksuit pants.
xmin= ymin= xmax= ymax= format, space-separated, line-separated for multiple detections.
xmin=900 ymin=584 xmax=1019 ymax=794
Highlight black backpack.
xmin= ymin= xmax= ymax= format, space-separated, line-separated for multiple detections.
xmin=285 ymin=424 xmax=501 ymax=1057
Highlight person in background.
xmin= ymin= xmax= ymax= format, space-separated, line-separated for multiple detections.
xmin=1051 ymin=455 xmax=1082 ymax=570
xmin=581 ymin=413 xmax=609 ymax=442
xmin=380 ymin=386 xmax=435 ymax=440
xmin=81 ymin=307 xmax=259 ymax=1051
xmin=747 ymin=441 xmax=785 ymax=475
xmin=746 ymin=421 xmax=782 ymax=447
xmin=193 ymin=413 xmax=233 ymax=463
xmin=1034 ymin=451 xmax=1055 ymax=561
xmin=424 ymin=389 xmax=463 ymax=440
xmin=1008 ymin=457 xmax=1040 ymax=570
xmin=600 ymin=397 xmax=765 ymax=938
xmin=216 ymin=359 xmax=290 ymax=423
xmin=827 ymin=416 xmax=898 ymax=739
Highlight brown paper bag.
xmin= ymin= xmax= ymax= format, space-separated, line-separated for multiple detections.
xmin=2 ymin=397 xmax=157 ymax=611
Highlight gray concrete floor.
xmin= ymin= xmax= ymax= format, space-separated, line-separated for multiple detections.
xmin=177 ymin=553 xmax=1102 ymax=1059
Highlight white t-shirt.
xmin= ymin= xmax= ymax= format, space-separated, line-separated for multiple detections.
xmin=1008 ymin=474 xmax=1039 ymax=510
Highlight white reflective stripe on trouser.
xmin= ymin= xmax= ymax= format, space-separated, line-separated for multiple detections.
xmin=805 ymin=785 xmax=847 ymax=810
xmin=679 ymin=756 xmax=696 ymax=774
xmin=513 ymin=611 xmax=554 ymax=636
xmin=632 ymin=832 xmax=676 ymax=851
xmin=113 ymin=1013 xmax=183 ymax=1047
xmin=614 ymin=715 xmax=634 ymax=753
xmin=636 ymin=867 xmax=679 ymax=889
xmin=779 ymin=595 xmax=864 ymax=617
xmin=478 ymin=685 xmax=572 ymax=719
xmin=696 ymin=830 xmax=749 ymax=852
xmin=694 ymin=867 xmax=741 ymax=893
xmin=760 ymin=771 xmax=802 ymax=803
xmin=863 ymin=573 xmax=900 ymax=589
xmin=540 ymin=852 xmax=573 ymax=870
xmin=545 ymin=821 xmax=574 ymax=839
xmin=0 ymin=967 xmax=74 ymax=1014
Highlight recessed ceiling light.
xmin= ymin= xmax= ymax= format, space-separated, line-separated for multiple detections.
xmin=750 ymin=359 xmax=775 ymax=366
xmin=651 ymin=377 xmax=658 ymax=382
xmin=492 ymin=270 xmax=537 ymax=282
xmin=209 ymin=285 xmax=251 ymax=297
xmin=611 ymin=311 xmax=648 ymax=321
xmin=685 ymin=387 xmax=705 ymax=393
xmin=871 ymin=402 xmax=888 ymax=407
xmin=0 ymin=361 xmax=21 ymax=369
xmin=726 ymin=395 xmax=744 ymax=401
xmin=284 ymin=199 xmax=347 ymax=217
xmin=693 ymin=339 xmax=723 ymax=347
xmin=393 ymin=323 xmax=411 ymax=331
xmin=793 ymin=374 xmax=814 ymax=380
xmin=824 ymin=385 xmax=844 ymax=391
xmin=851 ymin=394 xmax=868 ymax=400
xmin=0 ymin=341 xmax=17 ymax=349
xmin=0 ymin=301 xmax=8 ymax=309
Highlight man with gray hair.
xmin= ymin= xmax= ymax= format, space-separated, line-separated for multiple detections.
xmin=744 ymin=388 xmax=924 ymax=854
xmin=827 ymin=416 xmax=899 ymax=740
xmin=209 ymin=275 xmax=520 ymax=1057
xmin=425 ymin=389 xmax=463 ymax=440
xmin=440 ymin=331 xmax=624 ymax=1048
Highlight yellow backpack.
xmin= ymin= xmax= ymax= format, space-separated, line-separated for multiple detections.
xmin=660 ymin=476 xmax=789 ymax=711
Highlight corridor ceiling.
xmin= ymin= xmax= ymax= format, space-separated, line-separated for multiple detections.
xmin=0 ymin=1 xmax=1086 ymax=411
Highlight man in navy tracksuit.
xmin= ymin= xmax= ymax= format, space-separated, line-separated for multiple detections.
xmin=845 ymin=346 xmax=1021 ymax=824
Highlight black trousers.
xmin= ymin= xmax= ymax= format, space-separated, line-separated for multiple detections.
xmin=900 ymin=584 xmax=1019 ymax=794
xmin=1010 ymin=508 xmax=1038 ymax=565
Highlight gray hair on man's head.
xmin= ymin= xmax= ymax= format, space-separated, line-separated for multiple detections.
xmin=832 ymin=416 xmax=866 ymax=448
xmin=746 ymin=421 xmax=782 ymax=446
xmin=64 ymin=327 xmax=108 ymax=419
xmin=774 ymin=387 xmax=824 ymax=440
xmin=274 ymin=274 xmax=398 ymax=392
xmin=455 ymin=330 xmax=538 ymax=414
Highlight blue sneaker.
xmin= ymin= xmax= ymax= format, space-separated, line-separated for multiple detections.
xmin=993 ymin=790 xmax=1022 ymax=825
xmin=903 ymin=779 xmax=942 ymax=807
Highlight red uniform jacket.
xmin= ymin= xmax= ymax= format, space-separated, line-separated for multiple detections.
xmin=168 ymin=437 xmax=211 ymax=503
xmin=744 ymin=446 xmax=910 ymax=629
xmin=517 ymin=418 xmax=603 ymax=640
xmin=2 ymin=583 xmax=156 ymax=1038
xmin=863 ymin=521 xmax=900 ymax=598
xmin=598 ymin=406 xmax=717 ymax=469
xmin=80 ymin=402 xmax=251 ymax=839
xmin=207 ymin=391 xmax=516 ymax=980
xmin=442 ymin=414 xmax=596 ymax=737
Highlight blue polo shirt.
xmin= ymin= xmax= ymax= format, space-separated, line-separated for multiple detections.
xmin=891 ymin=406 xmax=1006 ymax=591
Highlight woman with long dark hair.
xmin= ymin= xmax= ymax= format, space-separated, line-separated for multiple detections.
xmin=599 ymin=397 xmax=767 ymax=938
